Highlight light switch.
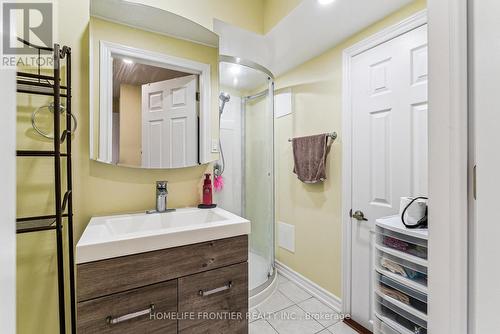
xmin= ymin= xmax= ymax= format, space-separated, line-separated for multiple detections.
xmin=211 ymin=139 xmax=220 ymax=153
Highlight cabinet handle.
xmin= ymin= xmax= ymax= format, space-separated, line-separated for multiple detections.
xmin=198 ymin=281 xmax=233 ymax=297
xmin=106 ymin=304 xmax=155 ymax=325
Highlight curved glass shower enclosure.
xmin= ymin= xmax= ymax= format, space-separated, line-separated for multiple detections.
xmin=216 ymin=56 xmax=275 ymax=297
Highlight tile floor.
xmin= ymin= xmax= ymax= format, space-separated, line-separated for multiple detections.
xmin=249 ymin=274 xmax=359 ymax=334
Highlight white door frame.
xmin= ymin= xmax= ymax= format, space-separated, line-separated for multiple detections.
xmin=341 ymin=9 xmax=428 ymax=316
xmin=0 ymin=69 xmax=16 ymax=334
xmin=427 ymin=0 xmax=468 ymax=333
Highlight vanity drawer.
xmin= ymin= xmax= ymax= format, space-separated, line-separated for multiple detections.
xmin=77 ymin=279 xmax=177 ymax=334
xmin=178 ymin=262 xmax=248 ymax=334
xmin=77 ymin=235 xmax=248 ymax=302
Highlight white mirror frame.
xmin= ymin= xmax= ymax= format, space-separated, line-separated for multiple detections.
xmin=90 ymin=40 xmax=212 ymax=166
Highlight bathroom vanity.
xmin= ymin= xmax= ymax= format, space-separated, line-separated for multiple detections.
xmin=76 ymin=208 xmax=250 ymax=333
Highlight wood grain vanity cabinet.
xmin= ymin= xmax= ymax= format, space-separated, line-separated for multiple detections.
xmin=77 ymin=235 xmax=248 ymax=334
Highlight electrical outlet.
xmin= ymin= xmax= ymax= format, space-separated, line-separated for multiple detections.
xmin=211 ymin=139 xmax=220 ymax=153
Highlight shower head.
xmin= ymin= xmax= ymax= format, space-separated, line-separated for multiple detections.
xmin=220 ymin=92 xmax=230 ymax=103
xmin=219 ymin=92 xmax=230 ymax=114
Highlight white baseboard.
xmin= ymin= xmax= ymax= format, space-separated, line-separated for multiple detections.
xmin=275 ymin=261 xmax=342 ymax=313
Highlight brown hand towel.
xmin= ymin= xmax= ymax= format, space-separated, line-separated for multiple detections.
xmin=292 ymin=134 xmax=332 ymax=183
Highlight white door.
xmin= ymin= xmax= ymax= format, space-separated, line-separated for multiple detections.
xmin=142 ymin=75 xmax=198 ymax=168
xmin=350 ymin=25 xmax=428 ymax=329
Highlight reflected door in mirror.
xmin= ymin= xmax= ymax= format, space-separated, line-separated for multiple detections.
xmin=142 ymin=75 xmax=199 ymax=168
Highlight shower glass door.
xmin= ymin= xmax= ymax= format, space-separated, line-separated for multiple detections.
xmin=217 ymin=58 xmax=275 ymax=295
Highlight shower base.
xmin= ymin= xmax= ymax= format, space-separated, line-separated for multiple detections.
xmin=249 ymin=250 xmax=277 ymax=309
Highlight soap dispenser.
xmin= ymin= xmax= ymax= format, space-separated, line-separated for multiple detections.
xmin=198 ymin=174 xmax=216 ymax=209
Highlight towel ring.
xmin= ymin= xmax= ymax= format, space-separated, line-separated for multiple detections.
xmin=31 ymin=102 xmax=78 ymax=139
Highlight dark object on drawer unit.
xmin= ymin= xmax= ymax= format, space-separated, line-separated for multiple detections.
xmin=401 ymin=196 xmax=428 ymax=229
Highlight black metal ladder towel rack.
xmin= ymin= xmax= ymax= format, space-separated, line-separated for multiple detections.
xmin=15 ymin=39 xmax=76 ymax=334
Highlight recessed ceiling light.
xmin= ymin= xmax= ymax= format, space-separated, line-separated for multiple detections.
xmin=122 ymin=58 xmax=134 ymax=64
xmin=318 ymin=0 xmax=335 ymax=5
xmin=233 ymin=78 xmax=238 ymax=86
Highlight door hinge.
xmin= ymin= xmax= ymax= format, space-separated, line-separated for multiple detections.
xmin=196 ymin=92 xmax=200 ymax=101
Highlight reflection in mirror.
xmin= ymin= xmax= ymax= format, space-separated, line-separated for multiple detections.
xmin=89 ymin=0 xmax=219 ymax=169
xmin=111 ymin=56 xmax=199 ymax=168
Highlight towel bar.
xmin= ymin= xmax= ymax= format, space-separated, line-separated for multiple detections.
xmin=288 ymin=132 xmax=337 ymax=142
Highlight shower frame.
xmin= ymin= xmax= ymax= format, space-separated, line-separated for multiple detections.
xmin=219 ymin=55 xmax=277 ymax=297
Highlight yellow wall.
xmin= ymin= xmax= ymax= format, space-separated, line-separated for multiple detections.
xmin=263 ymin=0 xmax=302 ymax=33
xmin=15 ymin=1 xmax=259 ymax=333
xmin=130 ymin=0 xmax=265 ymax=34
xmin=90 ymin=17 xmax=219 ymax=161
xmin=119 ymin=84 xmax=142 ymax=166
xmin=274 ymin=0 xmax=426 ymax=297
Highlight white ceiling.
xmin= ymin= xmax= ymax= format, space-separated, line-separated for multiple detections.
xmin=268 ymin=0 xmax=414 ymax=75
xmin=216 ymin=0 xmax=415 ymax=77
xmin=90 ymin=0 xmax=219 ymax=47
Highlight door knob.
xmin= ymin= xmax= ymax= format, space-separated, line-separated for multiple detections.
xmin=352 ymin=210 xmax=368 ymax=221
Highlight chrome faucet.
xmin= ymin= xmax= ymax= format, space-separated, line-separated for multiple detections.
xmin=147 ymin=181 xmax=175 ymax=214
xmin=156 ymin=181 xmax=168 ymax=212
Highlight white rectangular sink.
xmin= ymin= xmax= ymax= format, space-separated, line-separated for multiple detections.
xmin=76 ymin=207 xmax=250 ymax=264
